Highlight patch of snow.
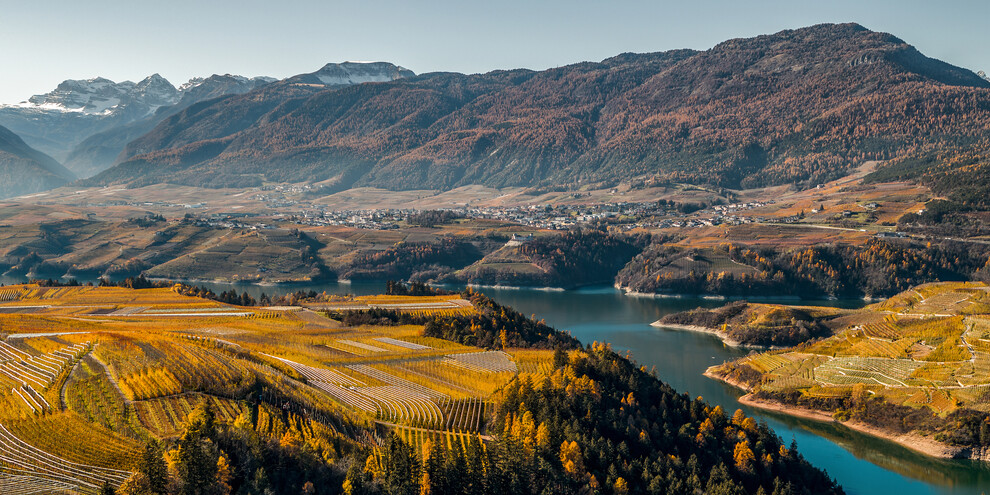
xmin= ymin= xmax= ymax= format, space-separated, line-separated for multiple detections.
xmin=83 ymin=96 xmax=121 ymax=114
xmin=3 ymin=101 xmax=86 ymax=113
xmin=10 ymin=75 xmax=179 ymax=116
xmin=178 ymin=77 xmax=206 ymax=92
xmin=316 ymin=73 xmax=396 ymax=85
xmin=310 ymin=62 xmax=414 ymax=86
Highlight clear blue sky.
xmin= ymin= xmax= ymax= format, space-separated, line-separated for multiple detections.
xmin=1 ymin=0 xmax=987 ymax=103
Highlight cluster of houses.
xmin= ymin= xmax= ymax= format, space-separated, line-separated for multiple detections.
xmin=178 ymin=198 xmax=793 ymax=232
xmin=74 ymin=184 xmax=897 ymax=236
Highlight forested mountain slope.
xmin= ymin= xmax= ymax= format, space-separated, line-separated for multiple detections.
xmin=61 ymin=74 xmax=276 ymax=178
xmin=88 ymin=23 xmax=990 ymax=193
xmin=0 ymin=125 xmax=75 ymax=199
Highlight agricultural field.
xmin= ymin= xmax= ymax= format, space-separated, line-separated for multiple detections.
xmin=0 ymin=283 xmax=546 ymax=493
xmin=305 ymin=293 xmax=476 ymax=318
xmin=709 ymin=282 xmax=990 ymax=415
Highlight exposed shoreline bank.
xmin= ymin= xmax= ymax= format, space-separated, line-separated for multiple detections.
xmin=703 ymin=369 xmax=990 ymax=461
xmin=650 ymin=321 xmax=744 ymax=347
xmin=616 ymin=284 xmax=885 ymax=302
xmin=651 ymin=321 xmax=792 ymax=350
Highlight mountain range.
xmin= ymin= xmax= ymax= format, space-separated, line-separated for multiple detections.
xmin=4 ymin=23 xmax=990 ymax=200
xmin=58 ymin=74 xmax=283 ymax=178
xmin=0 ymin=62 xmax=416 ymax=187
xmin=82 ymin=23 xmax=990 ymax=195
xmin=0 ymin=73 xmax=276 ymax=177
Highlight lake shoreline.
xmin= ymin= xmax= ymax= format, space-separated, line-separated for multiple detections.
xmin=616 ymin=284 xmax=885 ymax=302
xmin=144 ymin=275 xmax=335 ymax=287
xmin=704 ymin=369 xmax=990 ymax=462
xmin=651 ymin=321 xmax=792 ymax=350
xmin=650 ymin=321 xmax=744 ymax=347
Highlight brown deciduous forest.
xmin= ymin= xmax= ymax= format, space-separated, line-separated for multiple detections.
xmin=87 ymin=23 xmax=990 ymax=199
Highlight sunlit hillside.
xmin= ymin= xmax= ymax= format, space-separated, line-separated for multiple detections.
xmin=708 ymin=282 xmax=990 ymax=448
xmin=0 ymin=283 xmax=841 ymax=494
xmin=0 ymin=285 xmax=548 ymax=493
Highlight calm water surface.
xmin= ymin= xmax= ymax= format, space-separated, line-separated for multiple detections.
xmin=4 ymin=276 xmax=989 ymax=494
xmin=475 ymin=286 xmax=990 ymax=495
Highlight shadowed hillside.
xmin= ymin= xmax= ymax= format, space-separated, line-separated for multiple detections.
xmin=0 ymin=125 xmax=75 ymax=199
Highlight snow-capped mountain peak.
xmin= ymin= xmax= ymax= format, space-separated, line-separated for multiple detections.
xmin=3 ymin=72 xmax=280 ymax=119
xmin=178 ymin=74 xmax=276 ymax=91
xmin=979 ymin=70 xmax=990 ymax=82
xmin=171 ymin=74 xmax=277 ymax=106
xmin=0 ymin=71 xmax=276 ymax=171
xmin=289 ymin=61 xmax=415 ymax=87
xmin=177 ymin=77 xmax=206 ymax=92
xmin=15 ymin=75 xmax=179 ymax=116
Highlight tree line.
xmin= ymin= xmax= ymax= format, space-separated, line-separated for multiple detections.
xmin=618 ymin=239 xmax=990 ymax=298
xmin=326 ymin=287 xmax=580 ymax=350
xmin=344 ymin=343 xmax=843 ymax=495
xmin=111 ymin=344 xmax=842 ymax=494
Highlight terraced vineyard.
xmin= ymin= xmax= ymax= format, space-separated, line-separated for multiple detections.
xmin=64 ymin=355 xmax=142 ymax=437
xmin=133 ymin=394 xmax=243 ymax=438
xmin=0 ymin=422 xmax=131 ymax=493
xmin=0 ymin=288 xmax=22 ymax=302
xmin=267 ymin=350 xmax=510 ymax=429
xmin=444 ymin=350 xmax=518 ymax=373
xmin=308 ymin=295 xmax=477 ymax=318
xmin=0 ymin=283 xmax=559 ymax=492
xmin=0 ymin=473 xmax=80 ymax=494
xmin=814 ymin=357 xmax=921 ymax=387
xmin=709 ymin=282 xmax=990 ymax=416
xmin=390 ymin=425 xmax=488 ymax=453
xmin=438 ymin=397 xmax=490 ymax=431
xmin=1 ymin=341 xmax=90 ymax=415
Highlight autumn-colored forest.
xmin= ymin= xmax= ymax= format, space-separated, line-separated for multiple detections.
xmin=87 ymin=23 xmax=990 ymax=199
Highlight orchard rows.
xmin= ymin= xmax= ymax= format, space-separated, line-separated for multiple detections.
xmin=0 ymin=423 xmax=129 ymax=495
xmin=1 ymin=341 xmax=89 ymax=414
xmin=268 ymin=351 xmax=511 ymax=432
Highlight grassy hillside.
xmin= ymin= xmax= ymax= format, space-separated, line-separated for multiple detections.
xmin=656 ymin=301 xmax=841 ymax=347
xmin=617 ymin=239 xmax=990 ymax=298
xmin=442 ymin=229 xmax=647 ymax=288
xmin=0 ymin=218 xmax=503 ymax=284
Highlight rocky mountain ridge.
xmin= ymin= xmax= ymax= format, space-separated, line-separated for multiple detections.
xmin=0 ymin=62 xmax=414 ymax=178
xmin=84 ymin=23 xmax=990 ymax=195
xmin=0 ymin=72 xmax=275 ymax=168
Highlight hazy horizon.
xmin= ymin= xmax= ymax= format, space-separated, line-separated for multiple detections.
xmin=1 ymin=0 xmax=988 ymax=103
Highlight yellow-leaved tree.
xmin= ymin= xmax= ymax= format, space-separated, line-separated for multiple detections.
xmin=559 ymin=440 xmax=584 ymax=479
xmin=734 ymin=441 xmax=756 ymax=472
